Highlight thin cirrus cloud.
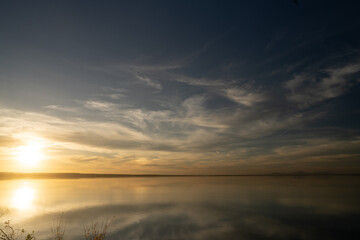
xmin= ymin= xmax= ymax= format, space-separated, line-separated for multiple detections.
xmin=135 ymin=74 xmax=163 ymax=90
xmin=223 ymin=87 xmax=265 ymax=106
xmin=0 ymin=1 xmax=360 ymax=174
xmin=284 ymin=63 xmax=360 ymax=107
xmin=2 ymin=55 xmax=359 ymax=173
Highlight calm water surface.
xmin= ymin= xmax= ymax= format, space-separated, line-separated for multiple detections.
xmin=0 ymin=176 xmax=359 ymax=239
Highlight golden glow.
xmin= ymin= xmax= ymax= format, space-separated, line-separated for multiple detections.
xmin=15 ymin=140 xmax=45 ymax=167
xmin=11 ymin=183 xmax=35 ymax=210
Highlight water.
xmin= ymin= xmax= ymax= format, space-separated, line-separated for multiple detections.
xmin=0 ymin=176 xmax=359 ymax=239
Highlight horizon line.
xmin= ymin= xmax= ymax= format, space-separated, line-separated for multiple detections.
xmin=1 ymin=172 xmax=360 ymax=180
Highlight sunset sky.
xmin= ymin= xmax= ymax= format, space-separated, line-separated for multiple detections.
xmin=1 ymin=1 xmax=360 ymax=174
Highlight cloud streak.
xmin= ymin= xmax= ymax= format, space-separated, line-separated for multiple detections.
xmin=1 ymin=0 xmax=360 ymax=174
xmin=284 ymin=63 xmax=360 ymax=107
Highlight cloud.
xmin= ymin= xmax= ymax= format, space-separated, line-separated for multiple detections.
xmin=234 ymin=113 xmax=306 ymax=139
xmin=101 ymin=87 xmax=129 ymax=93
xmin=173 ymin=76 xmax=265 ymax=107
xmin=128 ymin=63 xmax=182 ymax=72
xmin=271 ymin=137 xmax=360 ymax=162
xmin=182 ymin=95 xmax=231 ymax=129
xmin=284 ymin=63 xmax=360 ymax=107
xmin=0 ymin=135 xmax=22 ymax=148
xmin=94 ymin=87 xmax=128 ymax=100
xmin=83 ymin=100 xmax=119 ymax=111
xmin=107 ymin=93 xmax=125 ymax=100
xmin=223 ymin=87 xmax=265 ymax=106
xmin=45 ymin=105 xmax=77 ymax=113
xmin=52 ymin=131 xmax=179 ymax=152
xmin=135 ymin=74 xmax=162 ymax=90
xmin=176 ymin=77 xmax=227 ymax=87
xmin=0 ymin=70 xmax=359 ymax=174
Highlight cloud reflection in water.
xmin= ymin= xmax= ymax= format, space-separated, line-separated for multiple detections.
xmin=1 ymin=177 xmax=359 ymax=240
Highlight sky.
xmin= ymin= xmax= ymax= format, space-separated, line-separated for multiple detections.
xmin=0 ymin=0 xmax=360 ymax=174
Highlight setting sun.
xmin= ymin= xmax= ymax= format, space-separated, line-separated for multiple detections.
xmin=15 ymin=141 xmax=45 ymax=167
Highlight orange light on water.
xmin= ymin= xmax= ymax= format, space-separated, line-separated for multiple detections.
xmin=11 ymin=183 xmax=35 ymax=210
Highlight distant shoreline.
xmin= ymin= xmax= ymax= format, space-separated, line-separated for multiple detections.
xmin=0 ymin=172 xmax=360 ymax=180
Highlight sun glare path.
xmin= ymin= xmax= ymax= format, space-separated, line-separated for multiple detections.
xmin=15 ymin=140 xmax=45 ymax=167
xmin=11 ymin=183 xmax=36 ymax=210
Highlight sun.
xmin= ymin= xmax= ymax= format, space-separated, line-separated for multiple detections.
xmin=15 ymin=141 xmax=45 ymax=167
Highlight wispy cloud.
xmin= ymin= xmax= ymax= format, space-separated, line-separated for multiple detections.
xmin=182 ymin=95 xmax=231 ymax=129
xmin=100 ymin=87 xmax=128 ymax=100
xmin=176 ymin=77 xmax=227 ymax=87
xmin=83 ymin=100 xmax=119 ymax=111
xmin=135 ymin=74 xmax=162 ymax=90
xmin=223 ymin=87 xmax=265 ymax=106
xmin=0 ymin=135 xmax=22 ymax=148
xmin=284 ymin=63 xmax=360 ymax=107
xmin=45 ymin=105 xmax=77 ymax=113
xmin=1 ymin=102 xmax=359 ymax=174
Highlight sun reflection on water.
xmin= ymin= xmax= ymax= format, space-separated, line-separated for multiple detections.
xmin=11 ymin=182 xmax=36 ymax=210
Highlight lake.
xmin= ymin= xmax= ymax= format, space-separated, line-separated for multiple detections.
xmin=0 ymin=176 xmax=360 ymax=239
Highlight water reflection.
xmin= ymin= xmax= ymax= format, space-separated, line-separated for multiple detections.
xmin=11 ymin=182 xmax=35 ymax=210
xmin=0 ymin=177 xmax=360 ymax=239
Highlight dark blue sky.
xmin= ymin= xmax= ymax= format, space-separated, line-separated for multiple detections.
xmin=1 ymin=0 xmax=360 ymax=174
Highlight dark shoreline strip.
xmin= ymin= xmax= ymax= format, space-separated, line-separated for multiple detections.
xmin=0 ymin=172 xmax=360 ymax=180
